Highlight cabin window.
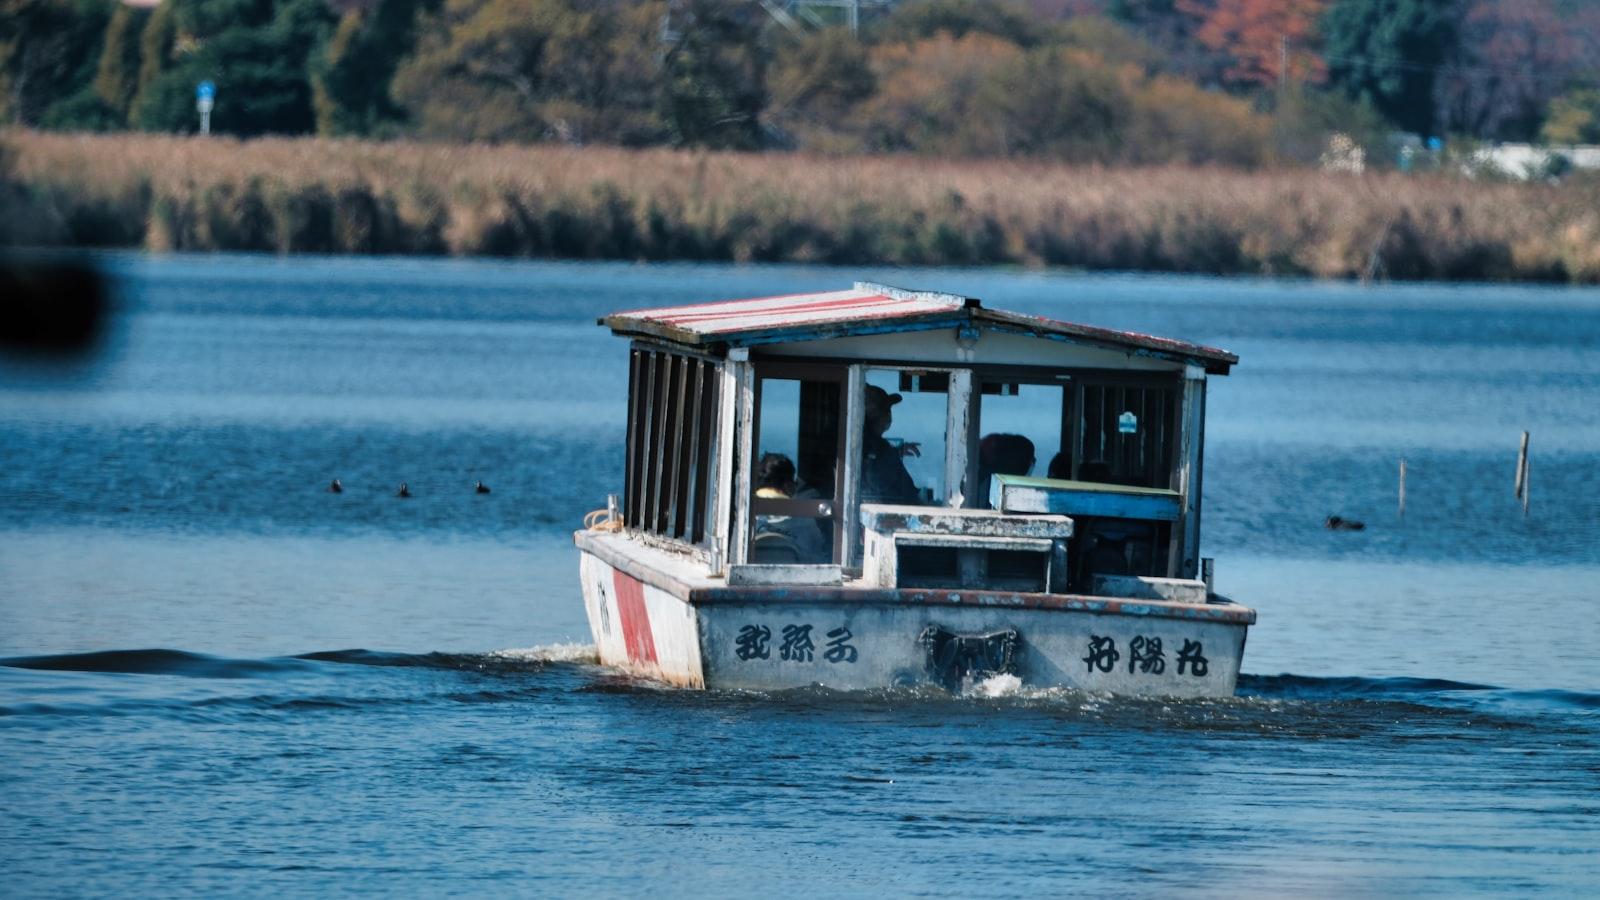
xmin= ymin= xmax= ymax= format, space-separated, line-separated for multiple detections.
xmin=973 ymin=372 xmax=1179 ymax=493
xmin=749 ymin=364 xmax=846 ymax=565
xmin=859 ymin=368 xmax=948 ymax=506
xmin=974 ymin=371 xmax=1182 ymax=584
xmin=972 ymin=379 xmax=1068 ymax=505
xmin=623 ymin=346 xmax=719 ymax=546
xmin=1077 ymin=376 xmax=1178 ymax=489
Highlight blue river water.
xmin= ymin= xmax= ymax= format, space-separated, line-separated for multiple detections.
xmin=2 ymin=253 xmax=1598 ymax=895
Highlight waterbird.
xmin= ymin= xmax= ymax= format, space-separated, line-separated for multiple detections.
xmin=1325 ymin=515 xmax=1365 ymax=531
xmin=475 ymin=481 xmax=491 ymax=494
xmin=328 ymin=479 xmax=342 ymax=494
xmin=396 ymin=483 xmax=412 ymax=498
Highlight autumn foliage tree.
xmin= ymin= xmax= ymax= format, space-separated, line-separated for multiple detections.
xmin=1177 ymin=0 xmax=1327 ymax=86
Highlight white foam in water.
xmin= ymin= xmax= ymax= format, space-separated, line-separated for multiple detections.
xmin=488 ymin=643 xmax=598 ymax=664
xmin=968 ymin=673 xmax=1024 ymax=697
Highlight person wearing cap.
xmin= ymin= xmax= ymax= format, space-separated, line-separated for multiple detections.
xmin=860 ymin=384 xmax=921 ymax=505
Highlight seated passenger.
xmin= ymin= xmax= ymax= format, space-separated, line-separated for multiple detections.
xmin=976 ymin=433 xmax=1035 ymax=508
xmin=753 ymin=453 xmax=830 ymax=563
xmin=860 ymin=385 xmax=920 ymax=505
xmin=1047 ymin=451 xmax=1072 ymax=480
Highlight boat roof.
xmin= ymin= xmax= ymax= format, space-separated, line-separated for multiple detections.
xmin=603 ymin=282 xmax=1237 ymax=375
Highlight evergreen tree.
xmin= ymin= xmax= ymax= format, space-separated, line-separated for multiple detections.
xmin=1322 ymin=0 xmax=1463 ymax=136
xmin=1 ymin=0 xmax=114 ymax=126
xmin=658 ymin=0 xmax=767 ymax=149
xmin=134 ymin=0 xmax=335 ymax=136
xmin=130 ymin=1 xmax=176 ymax=129
xmin=311 ymin=0 xmax=432 ymax=137
xmin=94 ymin=3 xmax=150 ymax=123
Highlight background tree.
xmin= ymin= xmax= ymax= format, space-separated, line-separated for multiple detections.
xmin=1178 ymin=0 xmax=1326 ymax=87
xmin=130 ymin=0 xmax=176 ymax=126
xmin=877 ymin=0 xmax=1049 ymax=47
xmin=134 ymin=0 xmax=335 ymax=136
xmin=1542 ymin=88 xmax=1600 ymax=144
xmin=766 ymin=27 xmax=876 ymax=149
xmin=1322 ymin=0 xmax=1463 ymax=137
xmin=848 ymin=32 xmax=1023 ymax=157
xmin=93 ymin=3 xmax=151 ymax=124
xmin=311 ymin=0 xmax=432 ymax=137
xmin=1104 ymin=0 xmax=1224 ymax=80
xmin=394 ymin=0 xmax=666 ymax=144
xmin=1435 ymin=0 xmax=1585 ymax=142
xmin=1 ymin=0 xmax=114 ymax=126
xmin=657 ymin=0 xmax=767 ymax=149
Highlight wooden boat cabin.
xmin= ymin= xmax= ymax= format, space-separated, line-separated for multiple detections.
xmin=577 ymin=281 xmax=1252 ymax=694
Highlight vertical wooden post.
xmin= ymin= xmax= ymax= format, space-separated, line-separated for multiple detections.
xmin=1170 ymin=365 xmax=1206 ymax=580
xmin=1398 ymin=458 xmax=1406 ymax=519
xmin=840 ymin=364 xmax=866 ymax=568
xmin=944 ymin=369 xmax=973 ymax=509
xmin=1516 ymin=431 xmax=1531 ymax=517
xmin=1515 ymin=431 xmax=1530 ymax=505
xmin=730 ymin=354 xmax=756 ymax=565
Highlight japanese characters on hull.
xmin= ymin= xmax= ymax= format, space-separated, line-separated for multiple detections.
xmin=732 ymin=622 xmax=1213 ymax=683
xmin=735 ymin=624 xmax=858 ymax=664
xmin=1082 ymin=635 xmax=1209 ymax=677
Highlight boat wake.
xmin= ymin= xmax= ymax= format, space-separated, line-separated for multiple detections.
xmin=2 ymin=647 xmax=1595 ymax=726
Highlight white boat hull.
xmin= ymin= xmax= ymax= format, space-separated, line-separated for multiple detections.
xmin=577 ymin=538 xmax=1249 ymax=698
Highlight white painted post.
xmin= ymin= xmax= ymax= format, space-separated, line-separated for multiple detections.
xmin=841 ymin=364 xmax=866 ymax=568
xmin=944 ymin=369 xmax=972 ymax=508
xmin=710 ymin=350 xmax=747 ymax=572
xmin=1172 ymin=365 xmax=1207 ymax=579
xmin=730 ymin=352 xmax=756 ymax=566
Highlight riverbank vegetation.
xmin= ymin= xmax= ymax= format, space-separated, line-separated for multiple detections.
xmin=7 ymin=130 xmax=1599 ymax=281
xmin=4 ymin=0 xmax=1598 ymax=165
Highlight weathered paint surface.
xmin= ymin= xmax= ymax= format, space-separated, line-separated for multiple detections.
xmin=1091 ymin=574 xmax=1209 ymax=604
xmin=578 ymin=543 xmax=1252 ymax=696
xmin=991 ymin=475 xmax=1182 ymax=521
xmin=604 ymin=282 xmax=1237 ymax=374
xmin=859 ymin=504 xmax=1074 ymax=538
xmin=690 ymin=584 xmax=1255 ymax=625
xmin=698 ymin=601 xmax=1245 ymax=697
xmin=579 ymin=552 xmax=704 ymax=687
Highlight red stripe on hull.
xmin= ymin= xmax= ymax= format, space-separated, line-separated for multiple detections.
xmin=612 ymin=571 xmax=658 ymax=664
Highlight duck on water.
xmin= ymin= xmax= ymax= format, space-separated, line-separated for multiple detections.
xmin=573 ymin=283 xmax=1255 ymax=697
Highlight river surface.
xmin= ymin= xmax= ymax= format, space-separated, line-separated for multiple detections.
xmin=2 ymin=254 xmax=1598 ymax=895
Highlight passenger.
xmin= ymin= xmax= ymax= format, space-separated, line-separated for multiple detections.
xmin=859 ymin=385 xmax=921 ymax=505
xmin=1047 ymin=451 xmax=1072 ymax=480
xmin=753 ymin=453 xmax=830 ymax=563
xmin=976 ymin=433 xmax=1035 ymax=508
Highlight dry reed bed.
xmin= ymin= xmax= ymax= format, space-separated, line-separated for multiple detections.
xmin=5 ymin=130 xmax=1599 ymax=281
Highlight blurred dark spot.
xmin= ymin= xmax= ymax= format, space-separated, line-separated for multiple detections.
xmin=0 ymin=256 xmax=108 ymax=357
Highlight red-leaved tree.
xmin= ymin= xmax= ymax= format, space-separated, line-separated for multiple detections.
xmin=1177 ymin=0 xmax=1328 ymax=87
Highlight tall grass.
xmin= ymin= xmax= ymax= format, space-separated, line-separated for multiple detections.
xmin=5 ymin=130 xmax=1599 ymax=282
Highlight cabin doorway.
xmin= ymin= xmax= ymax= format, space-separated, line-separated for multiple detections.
xmin=748 ymin=363 xmax=846 ymax=565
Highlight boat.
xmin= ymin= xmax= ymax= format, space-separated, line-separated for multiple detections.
xmin=574 ymin=282 xmax=1254 ymax=697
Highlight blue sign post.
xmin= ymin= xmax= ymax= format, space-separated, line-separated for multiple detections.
xmin=196 ymin=81 xmax=215 ymax=136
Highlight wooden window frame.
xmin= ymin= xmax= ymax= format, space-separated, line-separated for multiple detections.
xmin=623 ymin=341 xmax=722 ymax=551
